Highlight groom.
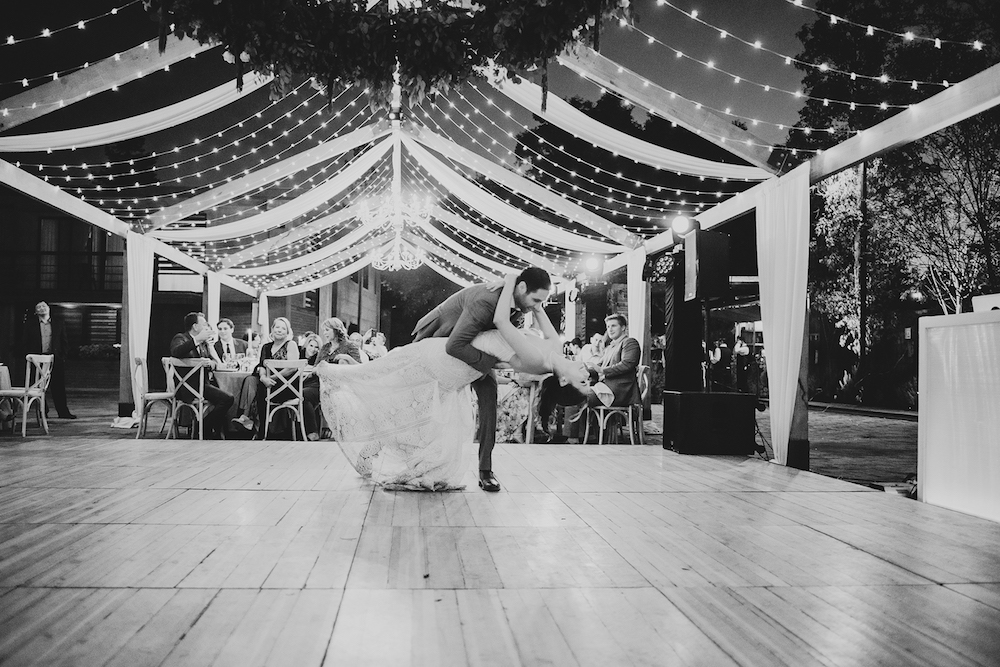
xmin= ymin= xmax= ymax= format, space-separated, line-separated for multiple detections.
xmin=412 ymin=267 xmax=552 ymax=492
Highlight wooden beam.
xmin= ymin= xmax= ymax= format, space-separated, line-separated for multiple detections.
xmin=558 ymin=47 xmax=777 ymax=173
xmin=810 ymin=60 xmax=1000 ymax=182
xmin=0 ymin=36 xmax=212 ymax=132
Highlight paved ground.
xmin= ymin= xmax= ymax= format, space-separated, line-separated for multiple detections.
xmin=1 ymin=389 xmax=918 ymax=489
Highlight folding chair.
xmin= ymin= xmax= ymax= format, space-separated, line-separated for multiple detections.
xmin=0 ymin=354 xmax=54 ymax=437
xmin=134 ymin=357 xmax=175 ymax=439
xmin=577 ymin=364 xmax=649 ymax=445
xmin=261 ymin=359 xmax=308 ymax=441
xmin=165 ymin=357 xmax=213 ymax=440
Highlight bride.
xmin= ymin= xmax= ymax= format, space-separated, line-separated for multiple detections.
xmin=315 ymin=274 xmax=590 ymax=490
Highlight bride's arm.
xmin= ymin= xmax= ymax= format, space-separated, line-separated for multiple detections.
xmin=492 ymin=275 xmax=555 ymax=374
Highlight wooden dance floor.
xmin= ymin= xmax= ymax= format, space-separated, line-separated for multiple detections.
xmin=2 ymin=437 xmax=1000 ymax=666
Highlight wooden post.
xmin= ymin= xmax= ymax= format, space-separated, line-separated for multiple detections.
xmin=118 ymin=249 xmax=133 ymax=418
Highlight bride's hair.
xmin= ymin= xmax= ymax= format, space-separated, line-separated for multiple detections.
xmin=537 ymin=371 xmax=595 ymax=433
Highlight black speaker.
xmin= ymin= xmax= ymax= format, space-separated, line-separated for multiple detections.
xmin=662 ymin=391 xmax=756 ymax=455
xmin=684 ymin=230 xmax=730 ymax=301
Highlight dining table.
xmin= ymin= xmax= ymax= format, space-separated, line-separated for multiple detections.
xmin=213 ymin=369 xmax=255 ymax=428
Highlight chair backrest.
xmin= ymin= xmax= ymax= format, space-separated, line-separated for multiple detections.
xmin=133 ymin=357 xmax=148 ymax=401
xmin=636 ymin=364 xmax=651 ymax=404
xmin=24 ymin=354 xmax=54 ymax=393
xmin=166 ymin=357 xmax=211 ymax=403
xmin=262 ymin=359 xmax=307 ymax=403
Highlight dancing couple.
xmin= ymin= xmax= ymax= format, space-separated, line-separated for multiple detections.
xmin=314 ymin=267 xmax=590 ymax=491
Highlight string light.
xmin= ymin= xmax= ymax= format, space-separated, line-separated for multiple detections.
xmin=1 ymin=1 xmax=138 ymax=47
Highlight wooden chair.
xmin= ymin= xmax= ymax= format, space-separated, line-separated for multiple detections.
xmin=134 ymin=357 xmax=175 ymax=439
xmin=261 ymin=360 xmax=309 ymax=441
xmin=580 ymin=364 xmax=650 ymax=445
xmin=0 ymin=354 xmax=54 ymax=437
xmin=165 ymin=357 xmax=213 ymax=440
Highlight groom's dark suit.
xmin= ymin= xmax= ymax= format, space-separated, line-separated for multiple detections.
xmin=412 ymin=281 xmax=507 ymax=473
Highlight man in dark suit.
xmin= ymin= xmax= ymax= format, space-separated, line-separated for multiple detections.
xmin=213 ymin=318 xmax=248 ymax=362
xmin=412 ymin=267 xmax=551 ymax=492
xmin=22 ymin=301 xmax=75 ymax=419
xmin=170 ymin=312 xmax=234 ymax=438
xmin=588 ymin=314 xmax=641 ymax=408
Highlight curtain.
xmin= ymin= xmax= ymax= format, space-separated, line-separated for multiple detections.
xmin=564 ymin=279 xmax=577 ymax=340
xmin=148 ymin=124 xmax=388 ymax=230
xmin=409 ymin=127 xmax=640 ymax=248
xmin=0 ymin=78 xmax=271 ymax=153
xmin=223 ymin=208 xmax=366 ymax=274
xmin=152 ymin=139 xmax=392 ymax=241
xmin=488 ymin=75 xmax=770 ymax=182
xmin=206 ymin=272 xmax=221 ymax=326
xmin=257 ymin=293 xmax=270 ymax=334
xmin=126 ymin=231 xmax=155 ymax=410
xmin=264 ymin=256 xmax=372 ymax=297
xmin=755 ymin=164 xmax=810 ymax=465
xmin=627 ymin=247 xmax=648 ymax=352
xmin=404 ymin=136 xmax=623 ymax=253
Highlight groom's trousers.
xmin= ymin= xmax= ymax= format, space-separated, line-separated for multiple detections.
xmin=472 ymin=370 xmax=498 ymax=472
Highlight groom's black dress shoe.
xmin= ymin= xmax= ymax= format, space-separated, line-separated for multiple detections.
xmin=478 ymin=471 xmax=501 ymax=492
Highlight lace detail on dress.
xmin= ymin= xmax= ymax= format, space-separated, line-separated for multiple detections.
xmin=316 ymin=338 xmax=479 ymax=490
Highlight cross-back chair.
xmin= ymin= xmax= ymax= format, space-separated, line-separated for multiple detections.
xmin=0 ymin=354 xmax=54 ymax=437
xmin=134 ymin=357 xmax=175 ymax=439
xmin=261 ymin=359 xmax=308 ymax=441
xmin=574 ymin=364 xmax=650 ymax=445
xmin=165 ymin=357 xmax=214 ymax=440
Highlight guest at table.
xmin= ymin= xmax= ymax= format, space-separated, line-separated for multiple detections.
xmin=577 ymin=332 xmax=606 ymax=368
xmin=363 ymin=330 xmax=388 ymax=360
xmin=213 ymin=318 xmax=248 ymax=364
xmin=254 ymin=317 xmax=301 ymax=438
xmin=301 ymin=318 xmax=362 ymax=440
xmin=349 ymin=332 xmax=371 ymax=362
xmin=22 ymin=301 xmax=75 ymax=419
xmin=169 ymin=312 xmax=234 ymax=439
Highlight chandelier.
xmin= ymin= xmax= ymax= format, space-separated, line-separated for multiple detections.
xmin=371 ymin=233 xmax=423 ymax=271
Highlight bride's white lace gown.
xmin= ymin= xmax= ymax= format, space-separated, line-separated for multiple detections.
xmin=315 ymin=333 xmax=514 ymax=490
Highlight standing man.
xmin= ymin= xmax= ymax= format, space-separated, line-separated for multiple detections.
xmin=412 ymin=267 xmax=551 ymax=492
xmin=170 ymin=312 xmax=234 ymax=438
xmin=22 ymin=301 xmax=75 ymax=419
xmin=213 ymin=318 xmax=248 ymax=363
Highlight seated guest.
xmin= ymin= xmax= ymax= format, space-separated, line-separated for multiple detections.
xmin=569 ymin=314 xmax=640 ymax=443
xmin=363 ymin=330 xmax=388 ymax=360
xmin=302 ymin=318 xmax=361 ymax=440
xmin=577 ymin=332 xmax=606 ymax=367
xmin=214 ymin=318 xmax=248 ymax=363
xmin=349 ymin=332 xmax=371 ymax=362
xmin=254 ymin=317 xmax=301 ymax=438
xmin=169 ymin=312 xmax=235 ymax=438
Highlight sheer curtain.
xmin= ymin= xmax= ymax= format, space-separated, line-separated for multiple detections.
xmin=755 ymin=164 xmax=809 ymax=465
xmin=126 ymin=232 xmax=155 ymax=409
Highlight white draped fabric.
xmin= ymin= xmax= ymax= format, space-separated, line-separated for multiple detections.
xmin=415 ymin=223 xmax=516 ymax=275
xmin=423 ymin=256 xmax=476 ymax=287
xmin=264 ymin=255 xmax=372 ymax=297
xmin=488 ymin=75 xmax=771 ymax=182
xmin=257 ymin=293 xmax=270 ymax=333
xmin=755 ymin=164 xmax=810 ymax=465
xmin=404 ymin=137 xmax=623 ymax=253
xmin=0 ymin=78 xmax=271 ymax=153
xmin=265 ymin=231 xmax=393 ymax=291
xmin=626 ymin=247 xmax=647 ymax=352
xmin=564 ymin=278 xmax=577 ymax=339
xmin=408 ymin=126 xmax=641 ymax=247
xmin=152 ymin=139 xmax=392 ymax=241
xmin=405 ymin=233 xmax=499 ymax=282
xmin=429 ymin=206 xmax=564 ymax=275
xmin=220 ymin=206 xmax=362 ymax=270
xmin=125 ymin=232 xmax=155 ymax=409
xmin=148 ymin=124 xmax=388 ymax=230
xmin=206 ymin=273 xmax=221 ymax=326
xmin=225 ymin=212 xmax=368 ymax=275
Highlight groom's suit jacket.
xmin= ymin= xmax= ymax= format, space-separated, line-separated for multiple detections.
xmin=411 ymin=281 xmax=505 ymax=376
